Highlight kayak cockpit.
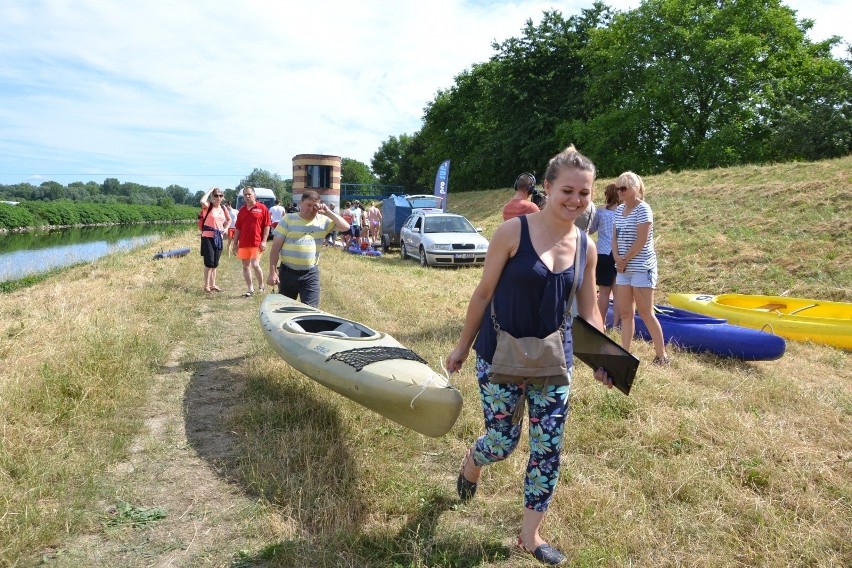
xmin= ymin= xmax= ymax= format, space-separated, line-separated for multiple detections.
xmin=284 ymin=315 xmax=380 ymax=339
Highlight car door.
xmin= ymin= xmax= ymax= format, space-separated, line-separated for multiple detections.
xmin=407 ymin=215 xmax=424 ymax=251
xmin=401 ymin=215 xmax=416 ymax=251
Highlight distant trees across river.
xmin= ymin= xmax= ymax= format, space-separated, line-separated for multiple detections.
xmin=0 ymin=200 xmax=196 ymax=232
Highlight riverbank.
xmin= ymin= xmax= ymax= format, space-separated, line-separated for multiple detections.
xmin=0 ymin=201 xmax=196 ymax=233
xmin=2 ymin=158 xmax=850 ymax=565
xmin=1 ymin=229 xmax=275 ymax=565
xmin=0 ymin=219 xmax=194 ymax=235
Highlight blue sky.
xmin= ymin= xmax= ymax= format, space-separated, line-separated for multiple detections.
xmin=0 ymin=1 xmax=847 ymax=193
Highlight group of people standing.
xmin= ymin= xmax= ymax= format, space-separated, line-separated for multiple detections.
xmin=336 ymin=200 xmax=382 ymax=248
xmin=198 ymin=187 xmax=350 ymax=304
xmin=199 ymin=188 xmax=395 ymax=306
xmin=198 ymin=187 xmax=271 ymax=297
xmin=500 ymin=165 xmax=668 ymax=365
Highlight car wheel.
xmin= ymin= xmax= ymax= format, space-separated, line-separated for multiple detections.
xmin=400 ymin=242 xmax=407 ymax=260
xmin=419 ymin=247 xmax=430 ymax=267
xmin=381 ymin=234 xmax=390 ymax=253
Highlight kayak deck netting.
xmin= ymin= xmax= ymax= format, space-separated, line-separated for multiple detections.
xmin=327 ymin=346 xmax=428 ymax=371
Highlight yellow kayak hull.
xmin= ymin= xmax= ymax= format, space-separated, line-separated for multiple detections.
xmin=668 ymin=293 xmax=852 ymax=350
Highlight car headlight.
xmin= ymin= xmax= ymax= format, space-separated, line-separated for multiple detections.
xmin=431 ymin=243 xmax=452 ymax=251
xmin=476 ymin=243 xmax=488 ymax=250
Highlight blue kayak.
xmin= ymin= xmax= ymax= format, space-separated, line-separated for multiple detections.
xmin=346 ymin=245 xmax=382 ymax=257
xmin=152 ymin=247 xmax=191 ymax=260
xmin=606 ymin=303 xmax=786 ymax=361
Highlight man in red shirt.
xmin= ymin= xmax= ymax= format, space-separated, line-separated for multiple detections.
xmin=232 ymin=187 xmax=271 ymax=297
xmin=502 ymin=172 xmax=540 ymax=220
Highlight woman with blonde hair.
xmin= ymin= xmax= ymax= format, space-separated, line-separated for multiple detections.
xmin=199 ymin=187 xmax=231 ymax=293
xmin=612 ymin=172 xmax=668 ymax=364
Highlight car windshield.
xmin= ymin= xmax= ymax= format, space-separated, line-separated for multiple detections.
xmin=408 ymin=197 xmax=442 ymax=209
xmin=424 ymin=216 xmax=476 ymax=233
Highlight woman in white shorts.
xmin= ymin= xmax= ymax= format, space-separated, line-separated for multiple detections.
xmin=612 ymin=171 xmax=669 ymax=365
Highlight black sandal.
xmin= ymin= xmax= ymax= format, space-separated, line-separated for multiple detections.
xmin=456 ymin=449 xmax=478 ymax=502
xmin=518 ymin=537 xmax=566 ymax=566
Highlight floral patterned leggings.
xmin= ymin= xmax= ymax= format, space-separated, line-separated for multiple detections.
xmin=469 ymin=356 xmax=571 ymax=512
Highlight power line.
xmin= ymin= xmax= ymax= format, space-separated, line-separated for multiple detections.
xmin=0 ymin=173 xmax=244 ymax=177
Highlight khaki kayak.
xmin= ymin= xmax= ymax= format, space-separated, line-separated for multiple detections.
xmin=259 ymin=294 xmax=463 ymax=437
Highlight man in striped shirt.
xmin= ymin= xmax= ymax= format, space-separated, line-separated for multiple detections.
xmin=267 ymin=190 xmax=350 ymax=307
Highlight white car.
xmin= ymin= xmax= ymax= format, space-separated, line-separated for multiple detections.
xmin=399 ymin=212 xmax=488 ymax=267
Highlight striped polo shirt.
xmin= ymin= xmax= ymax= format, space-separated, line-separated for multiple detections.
xmin=272 ymin=213 xmax=334 ymax=270
xmin=614 ymin=201 xmax=656 ymax=271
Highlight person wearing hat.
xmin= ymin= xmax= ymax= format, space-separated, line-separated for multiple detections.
xmin=503 ymin=172 xmax=541 ymax=220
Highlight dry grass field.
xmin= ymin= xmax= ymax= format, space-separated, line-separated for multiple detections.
xmin=1 ymin=156 xmax=850 ymax=567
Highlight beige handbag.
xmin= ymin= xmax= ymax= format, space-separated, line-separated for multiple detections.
xmin=488 ymin=229 xmax=582 ymax=389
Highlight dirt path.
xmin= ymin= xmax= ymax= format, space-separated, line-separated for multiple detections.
xmin=40 ymin=267 xmax=269 ymax=567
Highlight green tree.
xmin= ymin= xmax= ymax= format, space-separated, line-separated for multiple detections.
xmin=39 ymin=181 xmax=66 ymax=201
xmin=167 ymin=184 xmax=191 ymax=205
xmin=416 ymin=66 xmax=498 ymax=192
xmin=371 ymin=134 xmax=424 ymax=192
xmin=485 ymin=5 xmax=612 ymax=184
xmin=575 ymin=0 xmax=852 ymax=175
xmin=763 ymin=28 xmax=852 ymax=161
xmin=399 ymin=5 xmax=611 ymax=192
xmin=102 ymin=178 xmax=121 ymax=196
xmin=340 ymin=158 xmax=376 ymax=185
xmin=238 ymin=168 xmax=289 ymax=200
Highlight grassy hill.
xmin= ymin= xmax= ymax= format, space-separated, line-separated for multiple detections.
xmin=450 ymin=155 xmax=852 ymax=302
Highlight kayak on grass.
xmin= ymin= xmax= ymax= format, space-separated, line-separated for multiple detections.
xmin=668 ymin=293 xmax=851 ymax=351
xmin=259 ymin=294 xmax=462 ymax=437
xmin=606 ymin=302 xmax=786 ymax=361
xmin=152 ymin=247 xmax=191 ymax=260
xmin=346 ymin=244 xmax=382 ymax=256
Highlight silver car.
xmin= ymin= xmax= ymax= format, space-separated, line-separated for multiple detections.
xmin=399 ymin=212 xmax=488 ymax=267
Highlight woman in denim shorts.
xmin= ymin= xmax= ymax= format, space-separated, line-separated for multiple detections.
xmin=612 ymin=171 xmax=669 ymax=365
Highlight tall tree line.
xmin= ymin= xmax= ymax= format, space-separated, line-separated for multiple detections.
xmin=1 ymin=162 xmax=376 ymax=207
xmin=371 ymin=0 xmax=852 ymax=192
xmin=0 ymin=178 xmax=196 ymax=206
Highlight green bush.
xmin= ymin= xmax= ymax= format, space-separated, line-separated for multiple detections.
xmin=0 ymin=203 xmax=37 ymax=229
xmin=3 ymin=201 xmax=198 ymax=230
xmin=112 ymin=205 xmax=143 ymax=224
xmin=76 ymin=203 xmax=110 ymax=224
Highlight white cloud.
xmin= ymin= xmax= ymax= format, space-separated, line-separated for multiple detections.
xmin=0 ymin=0 xmax=847 ymax=190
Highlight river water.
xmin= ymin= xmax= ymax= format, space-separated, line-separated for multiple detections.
xmin=0 ymin=224 xmax=187 ymax=282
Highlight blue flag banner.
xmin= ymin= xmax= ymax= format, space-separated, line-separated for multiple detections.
xmin=433 ymin=159 xmax=450 ymax=212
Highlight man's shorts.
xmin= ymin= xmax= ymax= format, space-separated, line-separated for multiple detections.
xmin=237 ymin=246 xmax=261 ymax=260
xmin=351 ymin=224 xmax=361 ymax=238
xmin=615 ymin=266 xmax=658 ymax=288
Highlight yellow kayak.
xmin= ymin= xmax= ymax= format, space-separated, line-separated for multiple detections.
xmin=668 ymin=293 xmax=852 ymax=350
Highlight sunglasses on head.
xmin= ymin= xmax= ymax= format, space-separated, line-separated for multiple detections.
xmin=617 ymin=186 xmax=628 ymax=192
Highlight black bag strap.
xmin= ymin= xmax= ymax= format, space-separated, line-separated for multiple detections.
xmin=491 ymin=228 xmax=583 ymax=333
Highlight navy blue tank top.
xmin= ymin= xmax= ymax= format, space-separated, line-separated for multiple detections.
xmin=473 ymin=215 xmax=586 ymax=364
